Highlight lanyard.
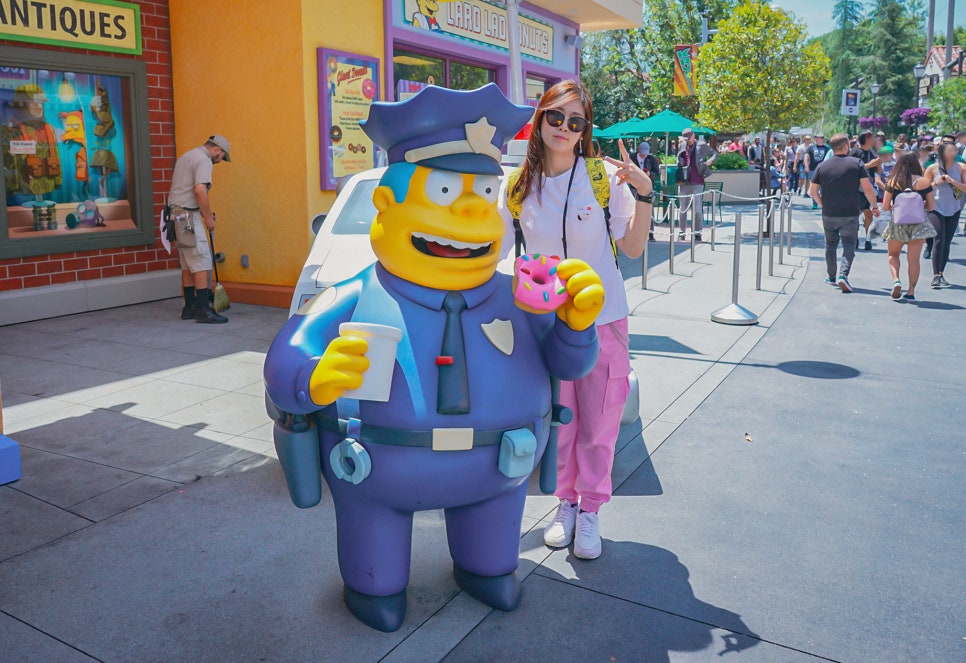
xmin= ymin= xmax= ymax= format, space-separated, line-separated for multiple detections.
xmin=560 ymin=158 xmax=579 ymax=259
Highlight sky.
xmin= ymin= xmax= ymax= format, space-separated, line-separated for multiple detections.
xmin=769 ymin=0 xmax=963 ymax=39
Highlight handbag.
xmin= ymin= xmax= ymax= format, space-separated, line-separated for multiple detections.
xmin=675 ymin=163 xmax=689 ymax=182
xmin=892 ymin=188 xmax=925 ymax=225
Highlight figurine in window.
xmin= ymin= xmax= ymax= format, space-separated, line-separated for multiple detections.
xmin=5 ymin=84 xmax=62 ymax=198
xmin=89 ymin=79 xmax=118 ymax=201
xmin=59 ymin=109 xmax=90 ymax=201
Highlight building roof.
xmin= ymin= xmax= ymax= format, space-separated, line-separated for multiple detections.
xmin=924 ymin=45 xmax=963 ymax=77
xmin=526 ymin=0 xmax=643 ymax=30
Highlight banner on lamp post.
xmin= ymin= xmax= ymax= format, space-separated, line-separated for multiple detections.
xmin=672 ymin=44 xmax=698 ymax=96
xmin=841 ymin=88 xmax=861 ymax=116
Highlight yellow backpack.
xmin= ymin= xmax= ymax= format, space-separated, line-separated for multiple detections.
xmin=506 ymin=157 xmax=618 ymax=262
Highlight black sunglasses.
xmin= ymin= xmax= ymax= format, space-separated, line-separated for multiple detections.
xmin=544 ymin=108 xmax=588 ymax=134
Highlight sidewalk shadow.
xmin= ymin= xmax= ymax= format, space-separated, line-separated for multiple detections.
xmin=528 ymin=542 xmax=761 ymax=661
xmin=912 ymin=300 xmax=966 ymax=311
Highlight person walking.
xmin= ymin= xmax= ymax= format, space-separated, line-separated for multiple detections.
xmin=632 ymin=141 xmax=660 ymax=178
xmin=795 ymin=136 xmax=811 ymax=196
xmin=881 ymin=152 xmax=936 ymax=300
xmin=850 ymin=131 xmax=882 ymax=251
xmin=500 ymin=80 xmax=653 ymax=560
xmin=809 ymin=133 xmax=880 ymax=293
xmin=675 ymin=128 xmax=716 ymax=242
xmin=169 ymin=135 xmax=231 ymax=323
xmin=924 ymin=143 xmax=966 ymax=288
xmin=805 ymin=134 xmax=830 ymax=209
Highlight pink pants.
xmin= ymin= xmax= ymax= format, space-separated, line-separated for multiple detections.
xmin=555 ymin=318 xmax=631 ymax=513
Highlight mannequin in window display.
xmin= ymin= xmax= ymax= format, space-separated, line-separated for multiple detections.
xmin=2 ymin=84 xmax=62 ymax=229
xmin=89 ymin=79 xmax=119 ymax=202
xmin=59 ymin=109 xmax=90 ymax=201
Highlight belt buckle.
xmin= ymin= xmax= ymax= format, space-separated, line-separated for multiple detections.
xmin=432 ymin=428 xmax=474 ymax=451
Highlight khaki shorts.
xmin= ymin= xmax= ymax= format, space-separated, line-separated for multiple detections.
xmin=177 ymin=217 xmax=212 ymax=273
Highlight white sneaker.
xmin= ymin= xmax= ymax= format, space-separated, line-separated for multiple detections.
xmin=543 ymin=500 xmax=578 ymax=548
xmin=573 ymin=511 xmax=602 ymax=560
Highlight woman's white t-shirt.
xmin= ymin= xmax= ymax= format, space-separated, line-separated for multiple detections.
xmin=498 ymin=159 xmax=636 ymax=325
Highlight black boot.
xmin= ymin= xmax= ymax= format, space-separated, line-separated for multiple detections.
xmin=181 ymin=286 xmax=195 ymax=320
xmin=343 ymin=586 xmax=407 ymax=632
xmin=194 ymin=288 xmax=228 ymax=324
xmin=453 ymin=565 xmax=521 ymax=611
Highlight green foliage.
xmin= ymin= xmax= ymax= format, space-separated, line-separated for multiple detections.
xmin=927 ymin=78 xmax=966 ymax=134
xmin=695 ymin=2 xmax=831 ymax=136
xmin=818 ymin=0 xmax=926 ymax=134
xmin=580 ymin=0 xmax=738 ymax=126
xmin=712 ymin=151 xmax=749 ymax=170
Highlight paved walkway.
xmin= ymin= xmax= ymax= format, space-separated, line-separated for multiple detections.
xmin=1 ymin=199 xmax=963 ymax=661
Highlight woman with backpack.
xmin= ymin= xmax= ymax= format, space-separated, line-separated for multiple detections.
xmin=499 ymin=80 xmax=653 ymax=560
xmin=923 ymin=143 xmax=966 ymax=288
xmin=881 ymin=152 xmax=936 ymax=300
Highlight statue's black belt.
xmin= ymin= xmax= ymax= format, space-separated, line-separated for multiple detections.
xmin=313 ymin=410 xmax=551 ymax=448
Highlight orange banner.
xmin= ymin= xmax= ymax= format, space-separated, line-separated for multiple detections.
xmin=673 ymin=44 xmax=698 ymax=96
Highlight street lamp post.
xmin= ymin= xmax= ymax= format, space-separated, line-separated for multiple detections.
xmin=870 ymin=82 xmax=880 ymax=133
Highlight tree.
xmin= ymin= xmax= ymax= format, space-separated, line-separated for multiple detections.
xmin=581 ymin=0 xmax=739 ymax=127
xmin=695 ymin=1 xmax=831 ymax=153
xmin=927 ymin=78 xmax=966 ymax=134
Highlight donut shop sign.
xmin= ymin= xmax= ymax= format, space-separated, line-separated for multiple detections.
xmin=0 ymin=0 xmax=141 ymax=55
xmin=404 ymin=0 xmax=553 ymax=62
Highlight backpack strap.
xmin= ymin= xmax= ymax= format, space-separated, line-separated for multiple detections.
xmin=506 ymin=167 xmax=526 ymax=259
xmin=585 ymin=157 xmax=619 ymax=264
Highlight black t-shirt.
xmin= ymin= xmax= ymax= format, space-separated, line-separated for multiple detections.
xmin=806 ymin=144 xmax=829 ymax=168
xmin=812 ymin=155 xmax=868 ymax=217
xmin=849 ymin=147 xmax=877 ymax=182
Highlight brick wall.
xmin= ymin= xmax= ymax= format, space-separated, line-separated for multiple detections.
xmin=0 ymin=0 xmax=178 ymax=293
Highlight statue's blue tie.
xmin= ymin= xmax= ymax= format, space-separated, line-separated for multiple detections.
xmin=437 ymin=291 xmax=469 ymax=414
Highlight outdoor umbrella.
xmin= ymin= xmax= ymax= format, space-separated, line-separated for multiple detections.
xmin=621 ymin=108 xmax=716 ymax=185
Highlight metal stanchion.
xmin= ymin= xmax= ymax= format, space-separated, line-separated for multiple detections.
xmin=768 ymin=199 xmax=775 ymax=276
xmin=668 ymin=198 xmax=676 ymax=275
xmin=786 ymin=196 xmax=794 ymax=256
xmin=778 ymin=194 xmax=786 ymax=265
xmin=711 ymin=212 xmax=759 ymax=325
xmin=710 ymin=190 xmax=717 ymax=251
xmin=690 ymin=192 xmax=696 ymax=263
xmin=755 ymin=203 xmax=764 ymax=290
xmin=641 ymin=208 xmax=650 ymax=290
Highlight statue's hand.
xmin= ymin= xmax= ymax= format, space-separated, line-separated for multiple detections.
xmin=555 ymin=259 xmax=605 ymax=332
xmin=308 ymin=334 xmax=370 ymax=405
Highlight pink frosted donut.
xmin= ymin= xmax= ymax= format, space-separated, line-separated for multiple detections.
xmin=512 ymin=253 xmax=569 ymax=314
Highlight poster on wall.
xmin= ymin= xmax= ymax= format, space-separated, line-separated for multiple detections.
xmin=672 ymin=44 xmax=698 ymax=96
xmin=0 ymin=66 xmax=135 ymax=238
xmin=318 ymin=49 xmax=380 ymax=190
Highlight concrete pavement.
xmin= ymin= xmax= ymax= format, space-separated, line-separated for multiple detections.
xmin=1 ymin=198 xmax=963 ymax=662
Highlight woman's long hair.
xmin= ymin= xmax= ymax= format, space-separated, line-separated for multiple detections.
xmin=887 ymin=152 xmax=923 ymax=191
xmin=937 ymin=143 xmax=959 ymax=171
xmin=509 ymin=80 xmax=594 ymax=205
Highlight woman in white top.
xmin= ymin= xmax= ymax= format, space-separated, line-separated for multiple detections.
xmin=923 ymin=143 xmax=966 ymax=287
xmin=499 ymin=80 xmax=653 ymax=560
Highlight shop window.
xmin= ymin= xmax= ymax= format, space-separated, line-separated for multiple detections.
xmin=525 ymin=75 xmax=553 ymax=107
xmin=0 ymin=46 xmax=153 ymax=259
xmin=393 ymin=49 xmax=495 ymax=100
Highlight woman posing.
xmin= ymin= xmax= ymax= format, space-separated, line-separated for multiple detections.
xmin=924 ymin=143 xmax=966 ymax=288
xmin=881 ymin=152 xmax=936 ymax=300
xmin=500 ymin=80 xmax=653 ymax=560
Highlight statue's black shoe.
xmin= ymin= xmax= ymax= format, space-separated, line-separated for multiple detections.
xmin=343 ymin=586 xmax=407 ymax=632
xmin=453 ymin=565 xmax=521 ymax=611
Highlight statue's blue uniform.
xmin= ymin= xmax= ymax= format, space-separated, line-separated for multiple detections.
xmin=264 ymin=263 xmax=598 ymax=597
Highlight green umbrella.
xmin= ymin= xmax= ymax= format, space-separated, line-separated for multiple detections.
xmin=626 ymin=109 xmax=716 ymax=138
xmin=595 ymin=117 xmax=650 ymax=139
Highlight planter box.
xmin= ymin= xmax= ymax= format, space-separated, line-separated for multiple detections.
xmin=706 ymin=170 xmax=761 ymax=203
xmin=658 ymin=167 xmax=761 ymax=204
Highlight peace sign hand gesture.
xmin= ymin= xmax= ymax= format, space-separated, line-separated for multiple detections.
xmin=604 ymin=139 xmax=653 ymax=196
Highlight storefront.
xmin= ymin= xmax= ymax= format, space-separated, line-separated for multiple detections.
xmin=0 ymin=1 xmax=640 ymax=323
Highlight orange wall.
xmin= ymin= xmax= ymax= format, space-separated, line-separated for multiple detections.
xmin=168 ymin=1 xmax=385 ymax=294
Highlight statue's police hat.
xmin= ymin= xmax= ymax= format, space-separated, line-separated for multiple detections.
xmin=361 ymin=83 xmax=533 ymax=175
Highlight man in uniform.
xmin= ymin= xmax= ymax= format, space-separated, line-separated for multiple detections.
xmin=168 ymin=135 xmax=231 ymax=323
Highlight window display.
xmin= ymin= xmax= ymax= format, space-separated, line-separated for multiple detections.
xmin=0 ymin=46 xmax=152 ymax=259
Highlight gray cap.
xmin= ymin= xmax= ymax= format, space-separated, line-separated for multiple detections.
xmin=208 ymin=134 xmax=231 ymax=162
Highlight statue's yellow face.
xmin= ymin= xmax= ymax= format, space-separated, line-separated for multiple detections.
xmin=370 ymin=166 xmax=504 ymax=291
xmin=417 ymin=0 xmax=439 ymax=16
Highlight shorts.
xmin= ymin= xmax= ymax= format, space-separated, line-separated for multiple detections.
xmin=858 ymin=194 xmax=871 ymax=211
xmin=178 ymin=219 xmax=212 ymax=273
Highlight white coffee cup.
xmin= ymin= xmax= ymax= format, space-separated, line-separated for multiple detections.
xmin=338 ymin=322 xmax=403 ymax=402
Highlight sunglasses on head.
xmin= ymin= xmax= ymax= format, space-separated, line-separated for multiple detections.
xmin=544 ymin=108 xmax=588 ymax=133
